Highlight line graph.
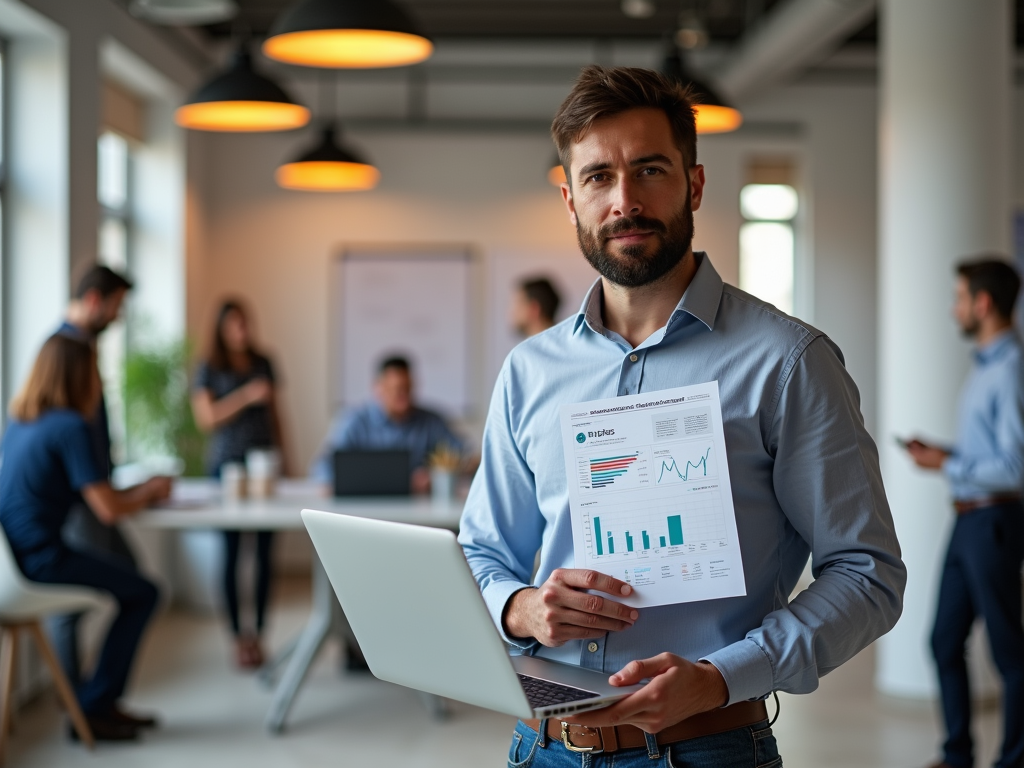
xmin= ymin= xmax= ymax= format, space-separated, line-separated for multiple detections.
xmin=657 ymin=447 xmax=712 ymax=483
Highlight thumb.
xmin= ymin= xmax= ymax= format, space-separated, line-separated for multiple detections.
xmin=609 ymin=653 xmax=677 ymax=686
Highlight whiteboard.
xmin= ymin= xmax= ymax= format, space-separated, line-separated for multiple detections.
xmin=333 ymin=247 xmax=472 ymax=416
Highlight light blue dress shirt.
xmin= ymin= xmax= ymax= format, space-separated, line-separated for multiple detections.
xmin=943 ymin=330 xmax=1024 ymax=501
xmin=310 ymin=402 xmax=463 ymax=482
xmin=458 ymin=253 xmax=906 ymax=705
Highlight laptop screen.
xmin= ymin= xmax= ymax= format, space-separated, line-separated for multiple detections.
xmin=332 ymin=449 xmax=412 ymax=497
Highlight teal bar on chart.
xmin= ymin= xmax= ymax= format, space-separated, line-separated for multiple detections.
xmin=668 ymin=515 xmax=684 ymax=546
xmin=594 ymin=517 xmax=603 ymax=556
xmin=642 ymin=531 xmax=650 ymax=550
xmin=625 ymin=532 xmax=634 ymax=552
xmin=659 ymin=535 xmax=667 ymax=547
xmin=607 ymin=532 xmax=615 ymax=555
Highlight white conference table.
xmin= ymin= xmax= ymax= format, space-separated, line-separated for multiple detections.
xmin=131 ymin=479 xmax=464 ymax=733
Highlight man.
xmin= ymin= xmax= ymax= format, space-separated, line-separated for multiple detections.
xmin=904 ymin=259 xmax=1024 ymax=768
xmin=50 ymin=263 xmax=162 ymax=736
xmin=459 ymin=66 xmax=906 ymax=766
xmin=312 ymin=356 xmax=462 ymax=494
xmin=511 ymin=277 xmax=562 ymax=338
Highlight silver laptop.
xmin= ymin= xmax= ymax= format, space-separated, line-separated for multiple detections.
xmin=301 ymin=509 xmax=644 ymax=719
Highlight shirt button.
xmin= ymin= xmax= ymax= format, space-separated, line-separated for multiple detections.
xmin=629 ymin=354 xmax=638 ymax=362
xmin=587 ymin=642 xmax=599 ymax=653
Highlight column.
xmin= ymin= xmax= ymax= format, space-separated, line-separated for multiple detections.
xmin=876 ymin=0 xmax=1012 ymax=698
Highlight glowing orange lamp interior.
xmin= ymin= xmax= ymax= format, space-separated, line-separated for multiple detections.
xmin=175 ymin=101 xmax=310 ymax=132
xmin=276 ymin=160 xmax=380 ymax=191
xmin=264 ymin=29 xmax=433 ymax=69
xmin=548 ymin=164 xmax=567 ymax=187
xmin=695 ymin=103 xmax=744 ymax=134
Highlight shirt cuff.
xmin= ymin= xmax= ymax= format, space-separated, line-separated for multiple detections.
xmin=482 ymin=579 xmax=539 ymax=651
xmin=700 ymin=638 xmax=774 ymax=705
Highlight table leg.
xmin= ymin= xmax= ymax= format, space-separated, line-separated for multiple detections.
xmin=257 ymin=634 xmax=300 ymax=689
xmin=264 ymin=557 xmax=334 ymax=734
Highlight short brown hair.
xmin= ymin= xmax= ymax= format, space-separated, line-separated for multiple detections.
xmin=74 ymin=263 xmax=134 ymax=300
xmin=956 ymin=258 xmax=1021 ymax=320
xmin=9 ymin=334 xmax=98 ymax=421
xmin=551 ymin=65 xmax=697 ymax=183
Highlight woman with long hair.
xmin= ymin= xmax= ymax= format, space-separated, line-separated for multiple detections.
xmin=191 ymin=299 xmax=289 ymax=669
xmin=0 ymin=334 xmax=170 ymax=741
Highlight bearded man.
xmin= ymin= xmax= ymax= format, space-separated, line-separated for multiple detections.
xmin=458 ymin=65 xmax=906 ymax=767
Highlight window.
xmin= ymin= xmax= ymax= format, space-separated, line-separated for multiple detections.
xmin=97 ymin=130 xmax=132 ymax=464
xmin=739 ymin=171 xmax=799 ymax=315
xmin=0 ymin=41 xmax=7 ymax=412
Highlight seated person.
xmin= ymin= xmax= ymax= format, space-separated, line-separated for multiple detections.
xmin=312 ymin=355 xmax=463 ymax=494
xmin=0 ymin=335 xmax=171 ymax=741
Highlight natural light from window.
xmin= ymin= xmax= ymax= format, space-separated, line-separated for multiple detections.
xmin=739 ymin=183 xmax=798 ymax=315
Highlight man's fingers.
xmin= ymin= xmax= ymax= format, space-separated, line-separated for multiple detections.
xmin=610 ymin=654 xmax=677 ymax=686
xmin=554 ymin=568 xmax=634 ymax=598
xmin=562 ymin=589 xmax=639 ymax=623
xmin=548 ymin=612 xmax=634 ymax=637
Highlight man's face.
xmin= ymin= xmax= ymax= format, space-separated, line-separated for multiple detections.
xmin=84 ymin=288 xmax=127 ymax=334
xmin=375 ymin=368 xmax=414 ymax=421
xmin=953 ymin=277 xmax=982 ymax=337
xmin=561 ymin=108 xmax=705 ymax=288
xmin=509 ymin=289 xmax=539 ymax=337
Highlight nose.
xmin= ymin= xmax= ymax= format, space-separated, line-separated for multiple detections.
xmin=611 ymin=176 xmax=642 ymax=218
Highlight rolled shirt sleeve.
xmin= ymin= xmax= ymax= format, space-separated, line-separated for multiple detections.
xmin=703 ymin=337 xmax=906 ymax=703
xmin=458 ymin=362 xmax=545 ymax=650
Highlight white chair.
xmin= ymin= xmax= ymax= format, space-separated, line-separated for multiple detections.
xmin=0 ymin=529 xmax=104 ymax=760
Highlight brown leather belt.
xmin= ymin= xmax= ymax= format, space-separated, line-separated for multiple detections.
xmin=524 ymin=700 xmax=768 ymax=755
xmin=954 ymin=494 xmax=1022 ymax=515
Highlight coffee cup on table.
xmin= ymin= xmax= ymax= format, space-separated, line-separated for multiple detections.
xmin=246 ymin=448 xmax=280 ymax=499
xmin=221 ymin=462 xmax=247 ymax=500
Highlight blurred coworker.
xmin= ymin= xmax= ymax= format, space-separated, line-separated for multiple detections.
xmin=191 ymin=300 xmax=289 ymax=669
xmin=904 ymin=259 xmax=1024 ymax=768
xmin=0 ymin=335 xmax=169 ymax=741
xmin=511 ymin=276 xmax=561 ymax=338
xmin=51 ymin=265 xmax=149 ymax=688
xmin=312 ymin=356 xmax=463 ymax=494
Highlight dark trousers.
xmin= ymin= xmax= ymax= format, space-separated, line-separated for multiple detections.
xmin=22 ymin=546 xmax=158 ymax=716
xmin=931 ymin=502 xmax=1024 ymax=768
xmin=222 ymin=530 xmax=274 ymax=637
xmin=46 ymin=504 xmax=138 ymax=684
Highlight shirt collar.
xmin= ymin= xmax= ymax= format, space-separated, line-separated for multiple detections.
xmin=973 ymin=329 xmax=1018 ymax=365
xmin=573 ymin=251 xmax=724 ymax=338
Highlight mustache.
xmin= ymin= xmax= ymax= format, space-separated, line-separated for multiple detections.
xmin=599 ymin=216 xmax=667 ymax=240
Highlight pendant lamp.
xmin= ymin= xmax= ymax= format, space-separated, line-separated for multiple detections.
xmin=662 ymin=49 xmax=742 ymax=135
xmin=129 ymin=0 xmax=238 ymax=25
xmin=276 ymin=124 xmax=380 ymax=191
xmin=175 ymin=47 xmax=310 ymax=132
xmin=548 ymin=156 xmax=566 ymax=186
xmin=263 ymin=0 xmax=433 ymax=69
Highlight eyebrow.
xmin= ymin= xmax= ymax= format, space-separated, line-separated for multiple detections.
xmin=577 ymin=153 xmax=675 ymax=181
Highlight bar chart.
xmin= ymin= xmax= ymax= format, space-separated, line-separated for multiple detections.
xmin=575 ymin=449 xmax=650 ymax=493
xmin=588 ymin=453 xmax=639 ymax=488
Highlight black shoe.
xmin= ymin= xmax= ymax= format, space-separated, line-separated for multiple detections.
xmin=68 ymin=713 xmax=139 ymax=742
xmin=111 ymin=705 xmax=159 ymax=729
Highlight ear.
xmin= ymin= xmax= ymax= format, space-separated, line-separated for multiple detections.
xmin=975 ymin=290 xmax=995 ymax=319
xmin=689 ymin=165 xmax=706 ymax=212
xmin=561 ymin=181 xmax=578 ymax=227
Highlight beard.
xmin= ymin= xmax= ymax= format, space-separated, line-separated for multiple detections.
xmin=960 ymin=317 xmax=981 ymax=339
xmin=576 ymin=193 xmax=694 ymax=288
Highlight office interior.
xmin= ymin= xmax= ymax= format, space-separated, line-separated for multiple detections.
xmin=0 ymin=0 xmax=1019 ymax=765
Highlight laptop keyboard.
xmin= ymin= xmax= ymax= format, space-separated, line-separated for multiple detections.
xmin=518 ymin=674 xmax=600 ymax=709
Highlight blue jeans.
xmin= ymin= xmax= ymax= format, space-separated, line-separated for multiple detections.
xmin=20 ymin=545 xmax=158 ymax=716
xmin=507 ymin=719 xmax=782 ymax=768
xmin=930 ymin=502 xmax=1024 ymax=768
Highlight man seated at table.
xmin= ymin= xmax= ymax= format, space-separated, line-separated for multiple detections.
xmin=311 ymin=356 xmax=463 ymax=494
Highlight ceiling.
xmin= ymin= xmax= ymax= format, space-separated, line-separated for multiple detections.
xmin=204 ymin=0 xmax=858 ymax=42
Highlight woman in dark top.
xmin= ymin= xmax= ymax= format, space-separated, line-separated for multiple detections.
xmin=0 ymin=335 xmax=171 ymax=741
xmin=191 ymin=300 xmax=289 ymax=669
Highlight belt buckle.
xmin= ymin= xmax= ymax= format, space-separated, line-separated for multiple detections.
xmin=560 ymin=722 xmax=604 ymax=754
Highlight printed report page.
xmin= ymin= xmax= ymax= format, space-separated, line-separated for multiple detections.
xmin=560 ymin=381 xmax=746 ymax=608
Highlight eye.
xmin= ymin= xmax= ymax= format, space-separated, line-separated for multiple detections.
xmin=585 ymin=172 xmax=609 ymax=184
xmin=639 ymin=166 xmax=663 ymax=177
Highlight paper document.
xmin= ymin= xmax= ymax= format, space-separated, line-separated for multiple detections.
xmin=560 ymin=382 xmax=746 ymax=608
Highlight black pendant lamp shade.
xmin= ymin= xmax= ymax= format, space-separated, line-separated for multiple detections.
xmin=276 ymin=124 xmax=380 ymax=191
xmin=263 ymin=0 xmax=433 ymax=69
xmin=175 ymin=48 xmax=310 ymax=132
xmin=662 ymin=49 xmax=742 ymax=134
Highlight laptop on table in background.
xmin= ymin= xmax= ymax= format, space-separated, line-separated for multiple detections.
xmin=332 ymin=449 xmax=411 ymax=497
xmin=301 ymin=509 xmax=644 ymax=720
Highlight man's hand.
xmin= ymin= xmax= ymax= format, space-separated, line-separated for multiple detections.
xmin=572 ymin=654 xmax=729 ymax=733
xmin=906 ymin=439 xmax=950 ymax=470
xmin=144 ymin=476 xmax=173 ymax=503
xmin=503 ymin=569 xmax=638 ymax=647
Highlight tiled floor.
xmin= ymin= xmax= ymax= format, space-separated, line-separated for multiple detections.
xmin=6 ymin=579 xmax=1002 ymax=767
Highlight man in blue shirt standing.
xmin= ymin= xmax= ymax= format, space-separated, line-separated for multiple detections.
xmin=905 ymin=259 xmax=1024 ymax=768
xmin=459 ymin=66 xmax=906 ymax=766
xmin=312 ymin=356 xmax=462 ymax=494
